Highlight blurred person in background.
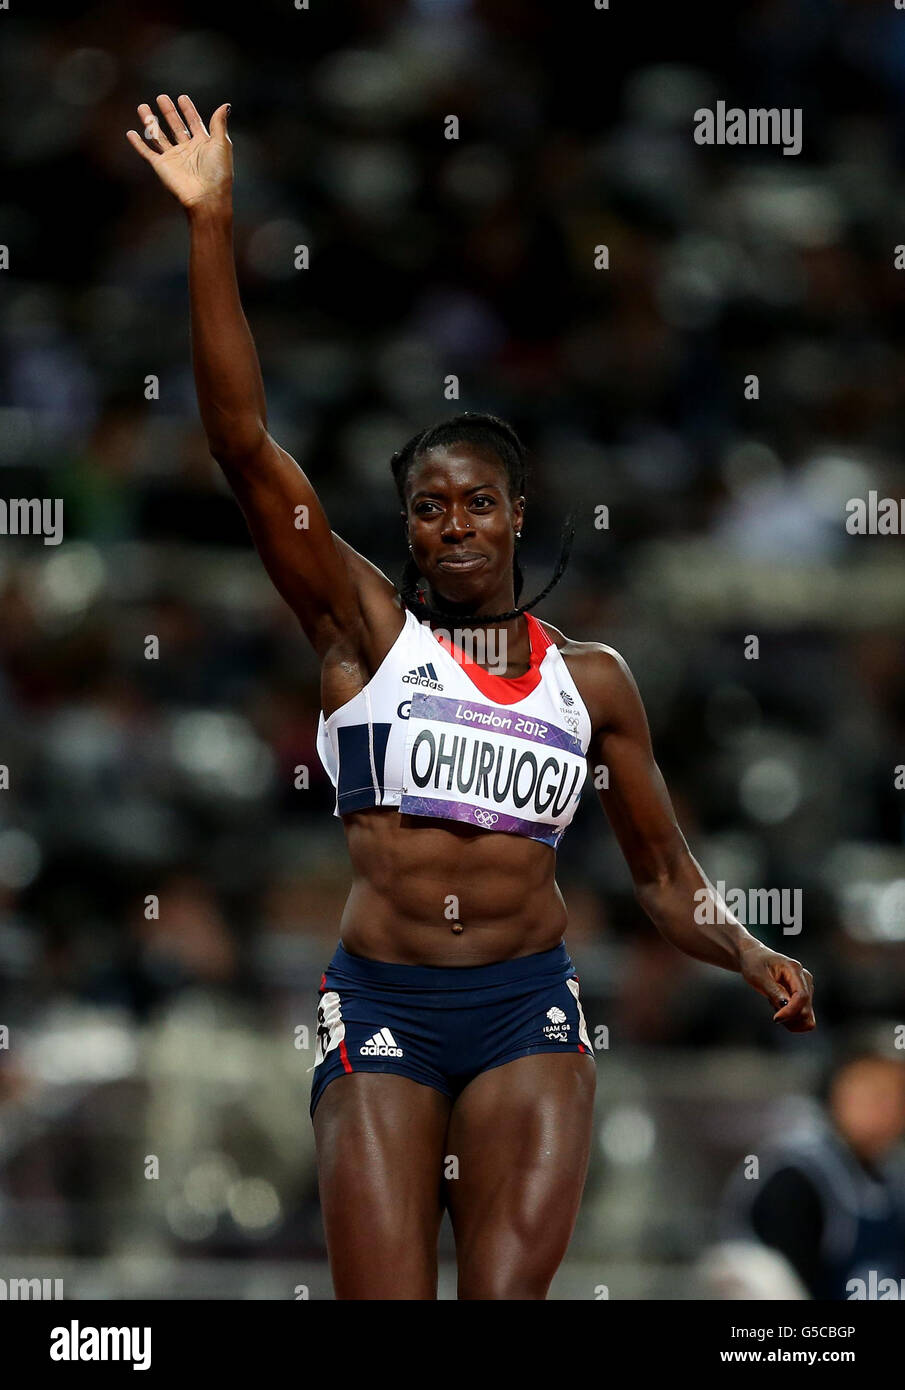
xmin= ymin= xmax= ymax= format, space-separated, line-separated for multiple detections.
xmin=720 ymin=1028 xmax=905 ymax=1300
xmin=125 ymin=91 xmax=816 ymax=1301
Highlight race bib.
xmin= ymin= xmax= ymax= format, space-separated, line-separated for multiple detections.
xmin=400 ymin=693 xmax=586 ymax=846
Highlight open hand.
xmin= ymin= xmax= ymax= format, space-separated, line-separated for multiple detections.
xmin=126 ymin=94 xmax=232 ymax=212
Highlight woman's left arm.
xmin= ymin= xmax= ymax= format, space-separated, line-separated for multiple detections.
xmin=582 ymin=645 xmax=816 ymax=1033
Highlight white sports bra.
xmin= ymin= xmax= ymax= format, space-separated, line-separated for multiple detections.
xmin=315 ymin=605 xmax=593 ymax=847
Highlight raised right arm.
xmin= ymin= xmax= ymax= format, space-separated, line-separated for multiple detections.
xmin=185 ymin=194 xmax=367 ymax=657
xmin=127 ymin=93 xmax=396 ymax=662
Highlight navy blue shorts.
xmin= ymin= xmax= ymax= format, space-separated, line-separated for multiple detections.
xmin=308 ymin=940 xmax=595 ymax=1119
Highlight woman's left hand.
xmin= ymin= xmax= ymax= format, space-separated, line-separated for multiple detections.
xmin=739 ymin=943 xmax=816 ymax=1032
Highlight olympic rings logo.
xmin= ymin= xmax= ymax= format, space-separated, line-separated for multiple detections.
xmin=473 ymin=809 xmax=499 ymax=828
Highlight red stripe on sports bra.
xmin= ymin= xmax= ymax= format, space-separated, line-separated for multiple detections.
xmin=432 ymin=611 xmax=552 ymax=704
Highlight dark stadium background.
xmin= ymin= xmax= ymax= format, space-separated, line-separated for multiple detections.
xmin=0 ymin=0 xmax=903 ymax=1297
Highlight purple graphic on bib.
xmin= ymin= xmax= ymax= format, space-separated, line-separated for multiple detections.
xmin=399 ymin=793 xmax=563 ymax=847
xmin=411 ymin=694 xmax=583 ymax=755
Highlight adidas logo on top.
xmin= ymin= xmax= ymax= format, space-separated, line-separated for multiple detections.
xmin=402 ymin=663 xmax=443 ymax=690
xmin=360 ymin=1028 xmax=404 ymax=1058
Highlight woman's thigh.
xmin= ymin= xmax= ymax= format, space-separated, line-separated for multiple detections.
xmin=443 ymin=1051 xmax=596 ymax=1299
xmin=313 ymin=1071 xmax=452 ymax=1299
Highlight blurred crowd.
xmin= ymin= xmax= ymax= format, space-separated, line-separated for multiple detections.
xmin=0 ymin=0 xmax=903 ymax=1294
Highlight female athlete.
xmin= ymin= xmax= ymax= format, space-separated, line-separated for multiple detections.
xmin=127 ymin=96 xmax=817 ymax=1300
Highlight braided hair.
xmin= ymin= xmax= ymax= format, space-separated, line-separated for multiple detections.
xmin=390 ymin=411 xmax=574 ymax=625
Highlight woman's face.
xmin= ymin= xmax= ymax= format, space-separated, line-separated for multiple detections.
xmin=403 ymin=443 xmax=524 ymax=610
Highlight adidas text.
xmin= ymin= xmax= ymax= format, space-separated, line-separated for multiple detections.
xmin=360 ymin=1029 xmax=404 ymax=1058
xmin=403 ymin=663 xmax=444 ymax=691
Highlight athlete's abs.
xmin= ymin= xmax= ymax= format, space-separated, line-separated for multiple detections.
xmin=336 ymin=806 xmax=569 ymax=966
xmin=316 ymin=600 xmax=589 ymax=966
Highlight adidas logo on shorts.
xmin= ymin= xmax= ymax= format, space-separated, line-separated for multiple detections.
xmin=402 ymin=663 xmax=444 ymax=691
xmin=360 ymin=1027 xmax=404 ymax=1058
